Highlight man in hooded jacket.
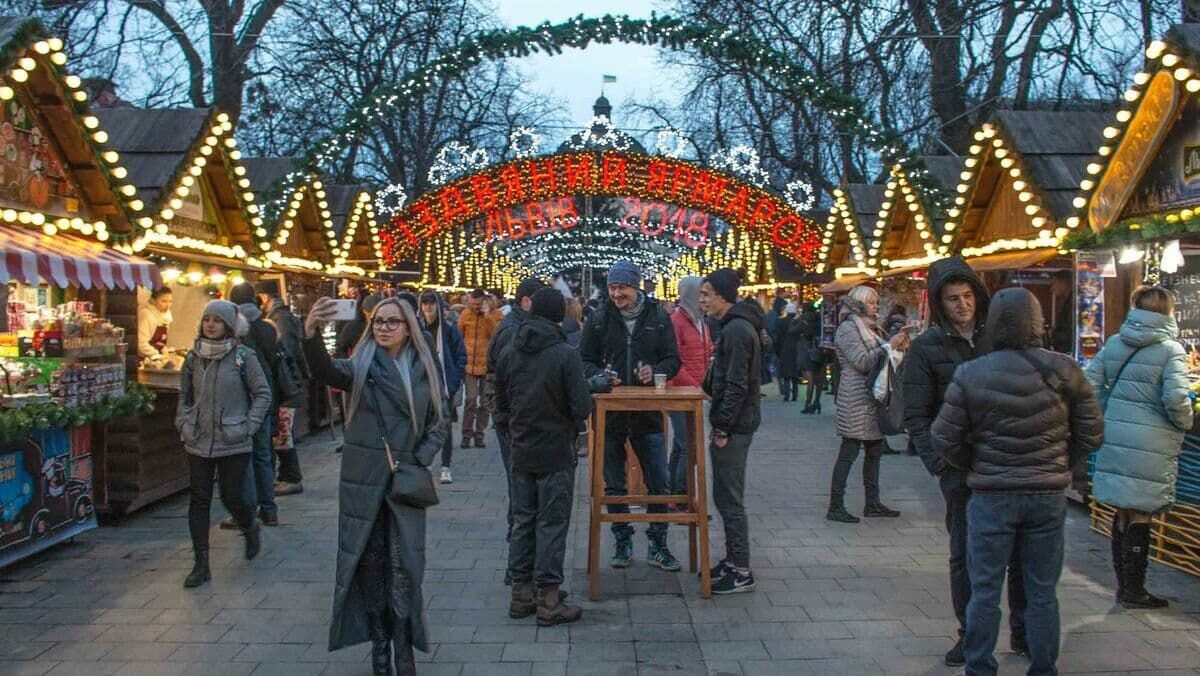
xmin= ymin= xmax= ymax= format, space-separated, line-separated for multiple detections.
xmin=902 ymin=256 xmax=1027 ymax=666
xmin=494 ymin=288 xmax=592 ymax=626
xmin=225 ymin=282 xmax=279 ymax=527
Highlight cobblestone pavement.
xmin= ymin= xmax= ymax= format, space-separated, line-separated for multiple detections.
xmin=3 ymin=396 xmax=1200 ymax=676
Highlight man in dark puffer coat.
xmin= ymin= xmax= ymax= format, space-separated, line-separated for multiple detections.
xmin=901 ymin=256 xmax=1026 ymax=667
xmin=932 ymin=288 xmax=1103 ymax=676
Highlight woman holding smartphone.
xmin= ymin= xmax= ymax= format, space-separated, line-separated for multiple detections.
xmin=304 ymin=296 xmax=448 ymax=676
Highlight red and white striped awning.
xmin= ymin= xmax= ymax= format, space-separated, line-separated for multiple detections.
xmin=0 ymin=224 xmax=161 ymax=290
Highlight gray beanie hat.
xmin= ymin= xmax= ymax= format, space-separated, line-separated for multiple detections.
xmin=606 ymin=260 xmax=642 ymax=288
xmin=201 ymin=299 xmax=239 ymax=332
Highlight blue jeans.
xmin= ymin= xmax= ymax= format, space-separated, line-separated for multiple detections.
xmin=965 ymin=492 xmax=1066 ymax=676
xmin=243 ymin=416 xmax=277 ymax=517
xmin=604 ymin=431 xmax=668 ymax=540
xmin=667 ymin=412 xmax=690 ymax=496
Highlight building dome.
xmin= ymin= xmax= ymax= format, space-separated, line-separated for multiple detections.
xmin=557 ymin=94 xmax=646 ymax=154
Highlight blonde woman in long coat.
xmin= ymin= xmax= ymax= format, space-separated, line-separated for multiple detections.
xmin=827 ymin=285 xmax=909 ymax=523
xmin=303 ymin=297 xmax=448 ymax=676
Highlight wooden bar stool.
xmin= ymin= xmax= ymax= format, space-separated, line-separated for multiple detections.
xmin=587 ymin=386 xmax=710 ymax=599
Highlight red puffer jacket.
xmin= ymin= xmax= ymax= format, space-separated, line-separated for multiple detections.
xmin=669 ymin=308 xmax=713 ymax=387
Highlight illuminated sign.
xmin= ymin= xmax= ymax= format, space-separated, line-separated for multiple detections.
xmin=479 ymin=195 xmax=712 ymax=248
xmin=382 ymin=151 xmax=819 ymax=264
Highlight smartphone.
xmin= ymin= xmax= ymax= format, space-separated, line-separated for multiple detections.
xmin=904 ymin=322 xmax=922 ymax=336
xmin=330 ymin=298 xmax=357 ymax=321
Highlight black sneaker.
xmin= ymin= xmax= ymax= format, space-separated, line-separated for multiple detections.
xmin=700 ymin=559 xmax=732 ymax=578
xmin=945 ymin=637 xmax=965 ymax=667
xmin=1011 ymin=632 xmax=1029 ymax=657
xmin=711 ymin=568 xmax=755 ymax=595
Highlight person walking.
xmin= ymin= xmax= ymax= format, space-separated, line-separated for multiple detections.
xmin=765 ymin=297 xmax=785 ymax=396
xmin=776 ymin=302 xmax=801 ymax=402
xmin=798 ymin=302 xmax=824 ymax=414
xmin=667 ymin=277 xmax=714 ymax=507
xmin=420 ymin=291 xmax=467 ymax=485
xmin=459 ymin=289 xmax=498 ymax=449
xmin=580 ymin=261 xmax=682 ymax=570
xmin=700 ymin=269 xmax=763 ymax=593
xmin=219 ymin=283 xmax=280 ymax=530
xmin=1085 ymin=286 xmax=1192 ymax=609
xmin=177 ymin=300 xmax=271 ymax=588
xmin=932 ymin=287 xmax=1103 ymax=676
xmin=495 ymin=288 xmax=593 ymax=626
xmin=827 ymin=284 xmax=907 ymax=523
xmin=486 ymin=277 xmax=547 ymax=567
xmin=902 ymin=256 xmax=1027 ymax=666
xmin=257 ymin=281 xmax=308 ymax=496
xmin=303 ymin=296 xmax=448 ymax=676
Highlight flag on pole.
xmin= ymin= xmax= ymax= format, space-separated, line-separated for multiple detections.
xmin=602 ymin=75 xmax=617 ymax=83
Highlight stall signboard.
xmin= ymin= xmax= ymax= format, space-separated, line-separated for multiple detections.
xmin=1161 ymin=254 xmax=1200 ymax=367
xmin=1075 ymin=252 xmax=1104 ymax=366
xmin=0 ymin=425 xmax=95 ymax=568
xmin=1122 ymin=95 xmax=1200 ymax=219
xmin=0 ymin=98 xmax=85 ymax=219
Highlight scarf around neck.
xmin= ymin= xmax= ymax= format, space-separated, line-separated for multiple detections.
xmin=620 ymin=291 xmax=646 ymax=323
xmin=195 ymin=337 xmax=236 ymax=361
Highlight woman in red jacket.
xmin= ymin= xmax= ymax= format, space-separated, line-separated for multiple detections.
xmin=668 ymin=277 xmax=714 ymax=508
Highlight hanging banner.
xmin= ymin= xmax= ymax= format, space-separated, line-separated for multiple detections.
xmin=1075 ymin=251 xmax=1104 ymax=366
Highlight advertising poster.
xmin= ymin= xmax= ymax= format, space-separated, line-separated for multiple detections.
xmin=1075 ymin=252 xmax=1104 ymax=366
xmin=0 ymin=426 xmax=96 ymax=568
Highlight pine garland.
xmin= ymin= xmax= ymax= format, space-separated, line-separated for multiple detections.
xmin=1060 ymin=212 xmax=1200 ymax=251
xmin=0 ymin=383 xmax=156 ymax=444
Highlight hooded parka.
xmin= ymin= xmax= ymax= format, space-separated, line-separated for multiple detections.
xmin=303 ymin=334 xmax=448 ymax=654
xmin=1085 ymin=308 xmax=1193 ymax=512
xmin=704 ymin=301 xmax=764 ymax=435
xmin=834 ymin=296 xmax=888 ymax=441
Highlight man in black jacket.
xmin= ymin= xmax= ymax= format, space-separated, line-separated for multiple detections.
xmin=225 ymin=282 xmax=280 ymax=527
xmin=495 ymin=288 xmax=592 ymax=626
xmin=901 ymin=256 xmax=1026 ymax=666
xmin=257 ymin=280 xmax=308 ymax=496
xmin=932 ymin=288 xmax=1103 ymax=676
xmin=580 ymin=261 xmax=681 ymax=570
xmin=699 ymin=269 xmax=762 ymax=594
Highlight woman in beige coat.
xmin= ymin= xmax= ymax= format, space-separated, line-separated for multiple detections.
xmin=827 ymin=285 xmax=909 ymax=523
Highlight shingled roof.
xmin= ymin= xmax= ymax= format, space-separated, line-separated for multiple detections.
xmin=242 ymin=157 xmax=303 ymax=202
xmin=94 ymin=108 xmax=212 ymax=208
xmin=993 ymin=110 xmax=1110 ymax=220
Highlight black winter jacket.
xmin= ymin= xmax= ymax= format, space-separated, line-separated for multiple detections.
xmin=242 ymin=315 xmax=280 ymax=408
xmin=931 ymin=288 xmax=1104 ymax=492
xmin=580 ymin=295 xmax=680 ymax=433
xmin=902 ymin=256 xmax=991 ymax=476
xmin=704 ymin=302 xmax=763 ymax=435
xmin=268 ymin=298 xmax=309 ymax=379
xmin=495 ymin=317 xmax=593 ymax=473
xmin=486 ymin=305 xmax=530 ymax=429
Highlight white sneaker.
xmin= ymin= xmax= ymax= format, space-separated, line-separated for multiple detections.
xmin=440 ymin=467 xmax=453 ymax=484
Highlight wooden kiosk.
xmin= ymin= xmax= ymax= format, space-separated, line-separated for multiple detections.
xmin=587 ymin=386 xmax=711 ymax=599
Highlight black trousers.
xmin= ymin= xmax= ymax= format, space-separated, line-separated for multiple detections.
xmin=187 ymin=453 xmax=252 ymax=550
xmin=940 ymin=470 xmax=1026 ymax=636
xmin=356 ymin=504 xmax=416 ymax=671
xmin=712 ymin=433 xmax=753 ymax=568
xmin=830 ymin=437 xmax=883 ymax=504
xmin=507 ymin=464 xmax=575 ymax=588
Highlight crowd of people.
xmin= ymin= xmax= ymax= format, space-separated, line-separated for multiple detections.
xmin=168 ymin=252 xmax=1194 ymax=676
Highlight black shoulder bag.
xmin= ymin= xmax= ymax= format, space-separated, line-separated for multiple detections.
xmin=367 ymin=378 xmax=439 ymax=509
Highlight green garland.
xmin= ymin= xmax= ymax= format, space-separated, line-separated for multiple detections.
xmin=0 ymin=383 xmax=156 ymax=444
xmin=1060 ymin=212 xmax=1200 ymax=251
xmin=288 ymin=14 xmax=950 ymax=224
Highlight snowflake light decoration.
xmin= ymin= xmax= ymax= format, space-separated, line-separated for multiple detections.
xmin=427 ymin=141 xmax=491 ymax=186
xmin=709 ymin=144 xmax=771 ymax=187
xmin=784 ymin=179 xmax=817 ymax=212
xmin=509 ymin=126 xmax=541 ymax=158
xmin=654 ymin=128 xmax=689 ymax=158
xmin=375 ymin=183 xmax=408 ymax=219
xmin=564 ymin=115 xmax=632 ymax=152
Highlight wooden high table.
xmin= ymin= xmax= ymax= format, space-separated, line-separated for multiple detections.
xmin=587 ymin=385 xmax=711 ymax=599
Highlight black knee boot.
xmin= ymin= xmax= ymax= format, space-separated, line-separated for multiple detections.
xmin=183 ymin=547 xmax=210 ymax=588
xmin=1120 ymin=523 xmax=1168 ymax=609
xmin=1110 ymin=513 xmax=1123 ymax=600
xmin=368 ymin=610 xmax=391 ymax=676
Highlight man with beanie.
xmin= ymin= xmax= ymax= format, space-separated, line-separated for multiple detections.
xmin=699 ymin=268 xmax=762 ymax=593
xmin=460 ymin=289 xmax=499 ymax=448
xmin=495 ymin=287 xmax=592 ymax=626
xmin=902 ymin=256 xmax=1026 ymax=666
xmin=255 ymin=280 xmax=308 ymax=496
xmin=486 ymin=277 xmax=546 ymax=564
xmin=580 ymin=260 xmax=682 ymax=570
xmin=222 ymin=282 xmax=280 ymax=527
xmin=419 ymin=290 xmax=467 ymax=484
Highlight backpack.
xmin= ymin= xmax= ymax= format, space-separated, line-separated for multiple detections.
xmin=273 ymin=346 xmax=305 ymax=408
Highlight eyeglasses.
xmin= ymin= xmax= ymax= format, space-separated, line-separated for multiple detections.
xmin=371 ymin=318 xmax=404 ymax=331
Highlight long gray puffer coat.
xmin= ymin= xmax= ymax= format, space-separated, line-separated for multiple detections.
xmin=176 ymin=344 xmax=271 ymax=458
xmin=834 ymin=298 xmax=887 ymax=441
xmin=303 ymin=335 xmax=449 ymax=654
xmin=1085 ymin=308 xmax=1193 ymax=513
